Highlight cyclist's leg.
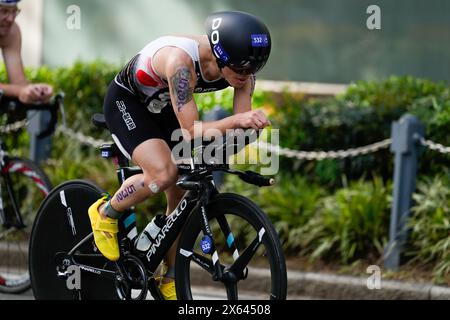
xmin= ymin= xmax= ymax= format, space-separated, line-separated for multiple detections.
xmin=131 ymin=142 xmax=179 ymax=300
xmin=160 ymin=185 xmax=185 ymax=277
xmin=94 ymin=140 xmax=177 ymax=215
xmin=90 ymin=139 xmax=178 ymax=262
xmin=90 ymin=80 xmax=178 ymax=261
xmin=106 ymin=140 xmax=178 ymax=212
xmin=154 ymin=185 xmax=185 ymax=300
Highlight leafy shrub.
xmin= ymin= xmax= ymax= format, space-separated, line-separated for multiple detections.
xmin=270 ymin=76 xmax=450 ymax=187
xmin=408 ymin=175 xmax=450 ymax=283
xmin=297 ymin=176 xmax=391 ymax=264
xmin=221 ymin=173 xmax=326 ymax=254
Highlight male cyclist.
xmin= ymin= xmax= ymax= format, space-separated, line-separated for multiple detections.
xmin=0 ymin=0 xmax=53 ymax=104
xmin=88 ymin=11 xmax=272 ymax=300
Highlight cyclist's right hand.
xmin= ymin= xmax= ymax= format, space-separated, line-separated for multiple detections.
xmin=18 ymin=84 xmax=54 ymax=104
xmin=232 ymin=109 xmax=271 ymax=130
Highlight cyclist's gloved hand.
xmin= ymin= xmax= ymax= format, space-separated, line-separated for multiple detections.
xmin=232 ymin=109 xmax=271 ymax=130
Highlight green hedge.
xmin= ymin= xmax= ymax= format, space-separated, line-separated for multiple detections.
xmin=269 ymin=76 xmax=450 ymax=187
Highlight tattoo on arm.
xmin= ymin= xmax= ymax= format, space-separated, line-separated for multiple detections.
xmin=250 ymin=74 xmax=256 ymax=97
xmin=171 ymin=67 xmax=194 ymax=112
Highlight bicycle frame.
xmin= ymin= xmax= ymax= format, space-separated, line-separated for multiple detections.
xmin=0 ymin=140 xmax=26 ymax=229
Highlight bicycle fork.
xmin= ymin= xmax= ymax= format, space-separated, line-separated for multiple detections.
xmin=196 ymin=185 xmax=246 ymax=299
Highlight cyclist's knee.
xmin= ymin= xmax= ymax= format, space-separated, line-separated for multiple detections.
xmin=144 ymin=165 xmax=178 ymax=194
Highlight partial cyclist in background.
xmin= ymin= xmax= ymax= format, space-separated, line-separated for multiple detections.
xmin=89 ymin=11 xmax=272 ymax=300
xmin=0 ymin=0 xmax=53 ymax=103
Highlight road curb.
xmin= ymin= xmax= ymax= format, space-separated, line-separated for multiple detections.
xmin=286 ymin=270 xmax=449 ymax=300
xmin=190 ymin=265 xmax=450 ymax=300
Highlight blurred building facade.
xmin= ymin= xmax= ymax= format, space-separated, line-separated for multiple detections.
xmin=16 ymin=0 xmax=450 ymax=83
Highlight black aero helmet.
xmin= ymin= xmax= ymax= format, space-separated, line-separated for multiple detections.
xmin=205 ymin=11 xmax=271 ymax=75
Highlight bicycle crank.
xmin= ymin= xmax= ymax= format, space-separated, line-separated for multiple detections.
xmin=114 ymin=254 xmax=149 ymax=300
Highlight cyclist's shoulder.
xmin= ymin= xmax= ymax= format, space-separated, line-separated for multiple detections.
xmin=143 ymin=35 xmax=198 ymax=61
xmin=154 ymin=44 xmax=196 ymax=77
xmin=165 ymin=48 xmax=194 ymax=69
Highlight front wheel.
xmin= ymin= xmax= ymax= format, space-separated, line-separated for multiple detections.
xmin=175 ymin=193 xmax=287 ymax=300
xmin=0 ymin=157 xmax=52 ymax=294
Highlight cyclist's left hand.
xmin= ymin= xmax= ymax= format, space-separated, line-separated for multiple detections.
xmin=233 ymin=109 xmax=271 ymax=130
xmin=32 ymin=84 xmax=54 ymax=104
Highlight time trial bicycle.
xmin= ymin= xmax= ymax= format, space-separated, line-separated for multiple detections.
xmin=30 ymin=113 xmax=287 ymax=300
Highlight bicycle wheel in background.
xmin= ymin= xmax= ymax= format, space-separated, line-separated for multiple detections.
xmin=0 ymin=157 xmax=52 ymax=294
xmin=175 ymin=193 xmax=287 ymax=300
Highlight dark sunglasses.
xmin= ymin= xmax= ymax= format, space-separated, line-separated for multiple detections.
xmin=228 ymin=65 xmax=254 ymax=76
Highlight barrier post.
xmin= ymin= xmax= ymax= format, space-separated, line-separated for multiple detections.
xmin=384 ymin=114 xmax=424 ymax=271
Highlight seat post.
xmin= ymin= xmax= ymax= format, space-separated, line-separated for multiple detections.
xmin=116 ymin=157 xmax=130 ymax=185
xmin=116 ymin=152 xmax=130 ymax=171
xmin=100 ymin=143 xmax=130 ymax=185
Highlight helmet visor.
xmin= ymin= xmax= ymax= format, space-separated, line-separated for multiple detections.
xmin=227 ymin=60 xmax=266 ymax=75
xmin=228 ymin=65 xmax=254 ymax=76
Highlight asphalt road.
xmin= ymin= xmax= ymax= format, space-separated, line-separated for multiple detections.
xmin=0 ymin=287 xmax=312 ymax=300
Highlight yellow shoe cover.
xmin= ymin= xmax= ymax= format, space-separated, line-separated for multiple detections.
xmin=88 ymin=197 xmax=120 ymax=262
xmin=159 ymin=280 xmax=177 ymax=300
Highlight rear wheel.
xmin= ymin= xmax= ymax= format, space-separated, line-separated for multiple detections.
xmin=29 ymin=180 xmax=119 ymax=300
xmin=0 ymin=157 xmax=52 ymax=294
xmin=175 ymin=193 xmax=287 ymax=300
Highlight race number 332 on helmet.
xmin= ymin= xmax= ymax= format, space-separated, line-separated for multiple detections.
xmin=205 ymin=11 xmax=272 ymax=75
